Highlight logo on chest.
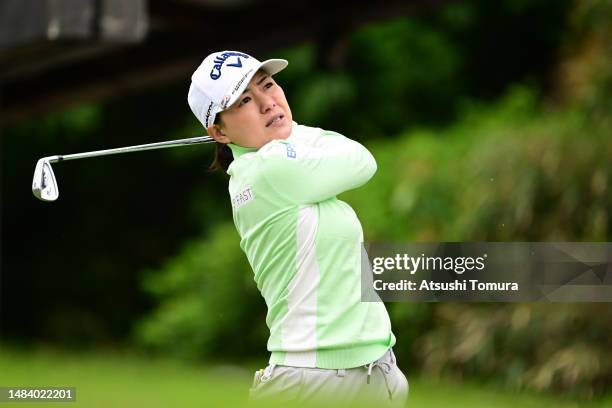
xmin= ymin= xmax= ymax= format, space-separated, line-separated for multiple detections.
xmin=231 ymin=187 xmax=255 ymax=209
xmin=285 ymin=143 xmax=297 ymax=159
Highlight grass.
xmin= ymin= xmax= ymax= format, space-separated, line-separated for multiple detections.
xmin=0 ymin=347 xmax=609 ymax=408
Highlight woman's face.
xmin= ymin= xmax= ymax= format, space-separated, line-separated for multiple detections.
xmin=209 ymin=70 xmax=293 ymax=148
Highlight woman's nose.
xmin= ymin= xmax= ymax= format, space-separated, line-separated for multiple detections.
xmin=259 ymin=95 xmax=276 ymax=113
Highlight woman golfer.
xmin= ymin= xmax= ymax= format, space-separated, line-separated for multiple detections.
xmin=188 ymin=51 xmax=408 ymax=406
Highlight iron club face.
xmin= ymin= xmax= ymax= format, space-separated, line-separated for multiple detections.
xmin=32 ymin=158 xmax=59 ymax=201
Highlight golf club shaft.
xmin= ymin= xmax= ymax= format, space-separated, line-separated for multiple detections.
xmin=46 ymin=136 xmax=214 ymax=163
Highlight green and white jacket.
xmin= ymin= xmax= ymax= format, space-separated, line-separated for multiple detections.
xmin=227 ymin=122 xmax=395 ymax=369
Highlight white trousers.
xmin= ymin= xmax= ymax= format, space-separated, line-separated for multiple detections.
xmin=249 ymin=348 xmax=409 ymax=407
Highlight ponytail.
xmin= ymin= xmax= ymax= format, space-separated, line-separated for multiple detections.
xmin=209 ymin=114 xmax=234 ymax=173
xmin=210 ymin=142 xmax=234 ymax=172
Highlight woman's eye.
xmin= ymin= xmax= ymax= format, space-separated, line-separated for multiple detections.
xmin=240 ymin=96 xmax=251 ymax=106
xmin=264 ymin=82 xmax=274 ymax=89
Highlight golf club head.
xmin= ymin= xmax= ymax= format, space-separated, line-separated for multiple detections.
xmin=32 ymin=158 xmax=59 ymax=201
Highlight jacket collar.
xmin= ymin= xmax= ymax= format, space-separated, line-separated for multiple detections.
xmin=227 ymin=121 xmax=299 ymax=160
xmin=227 ymin=143 xmax=257 ymax=160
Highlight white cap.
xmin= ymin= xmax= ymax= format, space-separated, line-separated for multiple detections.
xmin=188 ymin=51 xmax=288 ymax=129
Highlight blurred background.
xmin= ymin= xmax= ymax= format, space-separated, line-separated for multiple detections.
xmin=1 ymin=0 xmax=611 ymax=406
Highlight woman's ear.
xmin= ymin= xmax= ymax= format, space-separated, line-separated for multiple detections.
xmin=207 ymin=125 xmax=231 ymax=144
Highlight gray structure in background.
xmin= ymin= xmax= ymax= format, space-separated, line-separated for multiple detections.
xmin=0 ymin=0 xmax=449 ymax=122
xmin=0 ymin=0 xmax=148 ymax=49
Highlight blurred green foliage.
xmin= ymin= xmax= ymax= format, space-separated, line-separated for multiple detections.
xmin=346 ymin=18 xmax=462 ymax=134
xmin=274 ymin=0 xmax=574 ymax=139
xmin=415 ymin=303 xmax=611 ymax=399
xmin=274 ymin=18 xmax=462 ymax=137
xmin=560 ymin=0 xmax=612 ymax=121
xmin=349 ymin=87 xmax=611 ymax=242
xmin=134 ymin=224 xmax=268 ymax=359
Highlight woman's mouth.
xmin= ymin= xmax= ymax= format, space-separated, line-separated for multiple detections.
xmin=266 ymin=114 xmax=284 ymax=128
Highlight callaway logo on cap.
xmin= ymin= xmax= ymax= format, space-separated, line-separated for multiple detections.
xmin=188 ymin=50 xmax=288 ymax=129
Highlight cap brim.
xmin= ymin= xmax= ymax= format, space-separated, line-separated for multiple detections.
xmin=260 ymin=58 xmax=288 ymax=76
xmin=223 ymin=58 xmax=288 ymax=110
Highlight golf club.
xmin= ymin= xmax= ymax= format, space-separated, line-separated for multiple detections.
xmin=32 ymin=135 xmax=214 ymax=202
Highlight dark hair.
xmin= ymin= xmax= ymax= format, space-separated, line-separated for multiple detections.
xmin=209 ymin=115 xmax=234 ymax=172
